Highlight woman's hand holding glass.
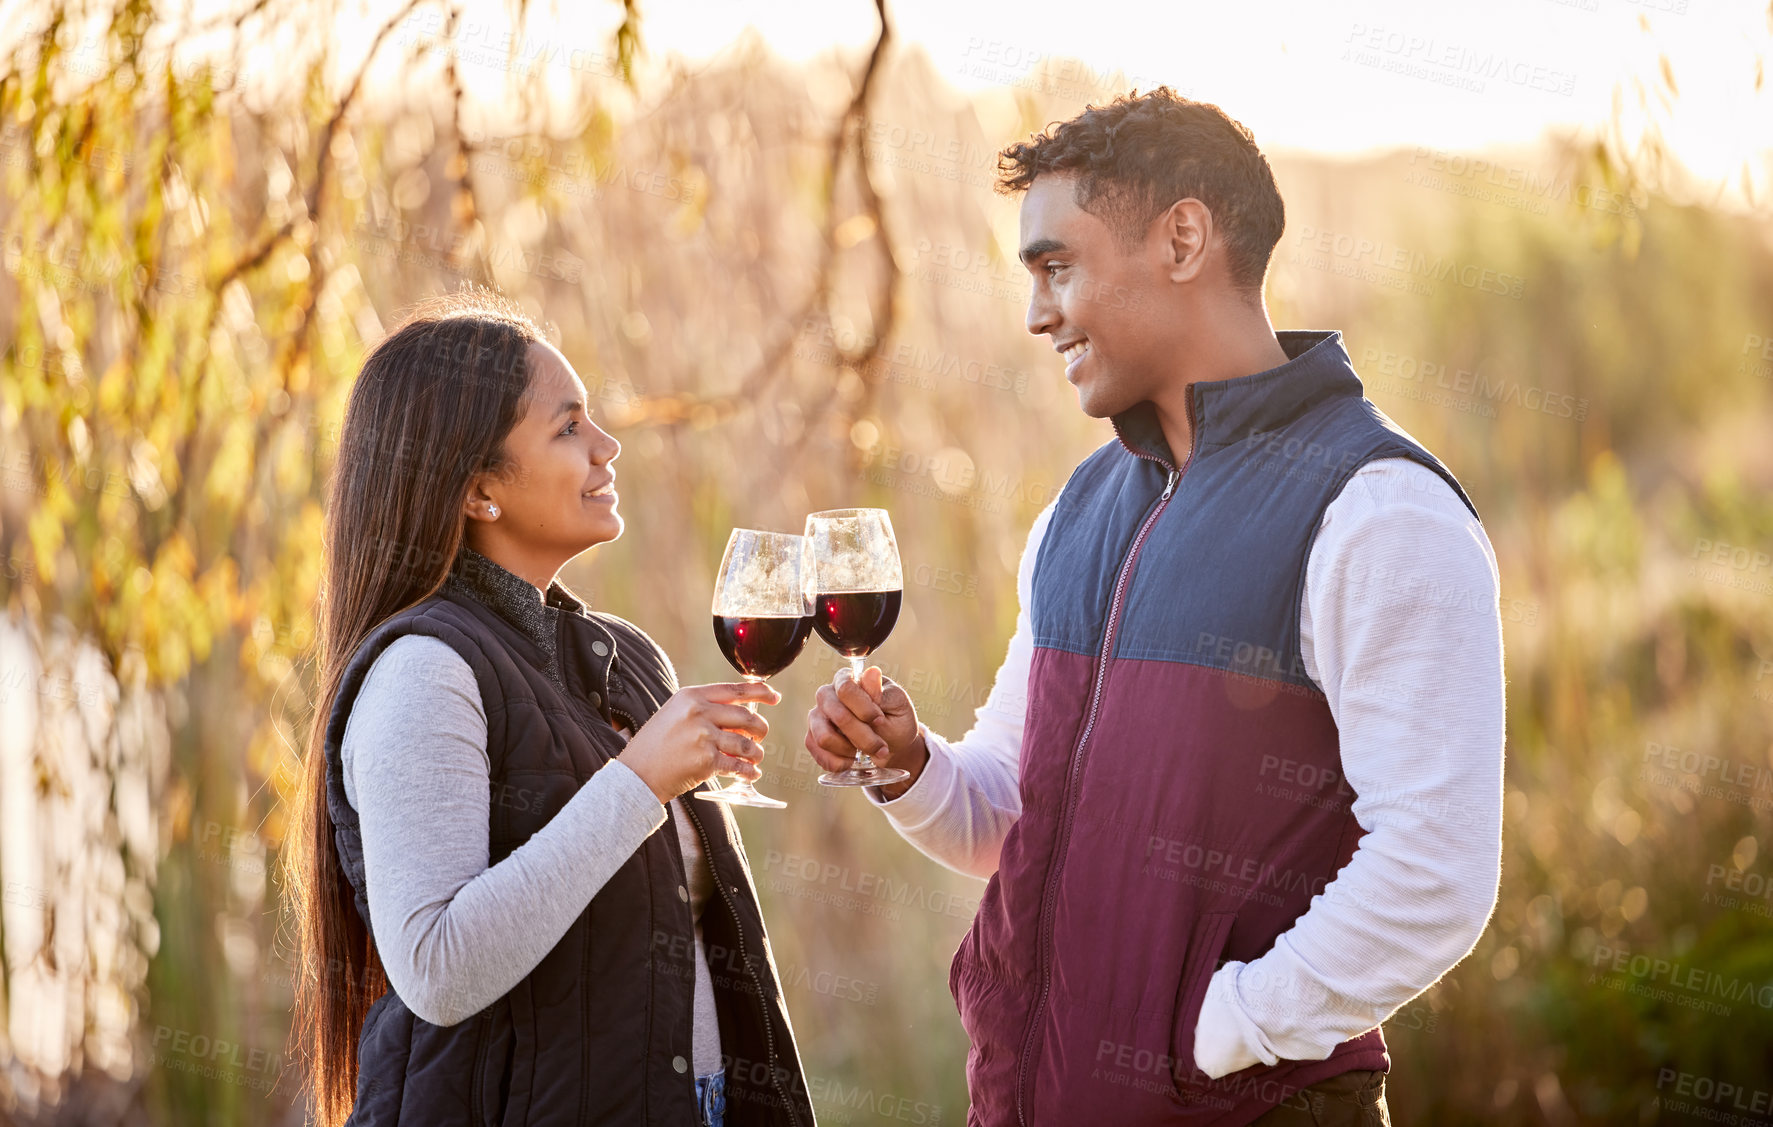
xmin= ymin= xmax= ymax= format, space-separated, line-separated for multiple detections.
xmin=616 ymin=682 xmax=780 ymax=804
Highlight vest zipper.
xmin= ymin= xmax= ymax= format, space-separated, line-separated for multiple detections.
xmin=1014 ymin=397 xmax=1195 ymax=1126
xmin=564 ymin=617 xmax=798 ymax=1122
xmin=469 ymin=1008 xmax=488 ymax=1115
xmin=578 ymin=686 xmax=599 ymax=1126
xmin=580 ymin=895 xmax=596 ymax=1126
xmin=680 ymin=795 xmax=803 ymax=1127
xmin=557 ymin=616 xmax=629 ymax=1126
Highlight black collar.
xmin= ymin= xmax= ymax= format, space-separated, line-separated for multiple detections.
xmin=443 ymin=545 xmax=591 ymax=691
xmin=1111 ymin=329 xmax=1365 ymax=469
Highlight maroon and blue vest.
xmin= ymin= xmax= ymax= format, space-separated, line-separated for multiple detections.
xmin=949 ymin=330 xmax=1479 ymax=1126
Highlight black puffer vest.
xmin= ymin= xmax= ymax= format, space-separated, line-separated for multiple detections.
xmin=322 ymin=547 xmax=816 ymax=1126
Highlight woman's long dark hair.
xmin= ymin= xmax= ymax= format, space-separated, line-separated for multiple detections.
xmin=283 ymin=290 xmax=543 ymax=1126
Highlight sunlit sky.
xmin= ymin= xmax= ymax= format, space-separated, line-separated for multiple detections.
xmin=502 ymin=0 xmax=1771 ymax=193
xmin=649 ymin=0 xmax=1759 ymax=156
xmin=4 ymin=0 xmax=1767 ymax=198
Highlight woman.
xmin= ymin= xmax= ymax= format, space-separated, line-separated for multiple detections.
xmin=284 ymin=292 xmax=815 ymax=1127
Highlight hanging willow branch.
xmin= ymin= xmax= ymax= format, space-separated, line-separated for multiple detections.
xmin=619 ymin=0 xmax=901 ymax=447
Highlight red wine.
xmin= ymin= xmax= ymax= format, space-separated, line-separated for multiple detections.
xmin=810 ymin=590 xmax=901 ymax=657
xmin=713 ymin=614 xmax=814 ymax=679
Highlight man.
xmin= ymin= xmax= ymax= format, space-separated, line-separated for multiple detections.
xmin=804 ymin=88 xmax=1504 ymax=1127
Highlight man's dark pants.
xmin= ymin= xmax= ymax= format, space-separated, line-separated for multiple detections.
xmin=1248 ymin=1070 xmax=1391 ymax=1125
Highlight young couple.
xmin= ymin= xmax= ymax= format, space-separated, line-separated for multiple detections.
xmin=288 ymin=88 xmax=1504 ymax=1127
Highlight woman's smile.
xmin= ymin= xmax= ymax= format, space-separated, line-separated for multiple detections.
xmin=583 ymin=476 xmax=617 ymax=505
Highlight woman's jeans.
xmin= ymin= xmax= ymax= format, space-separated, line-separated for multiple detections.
xmin=694 ymin=1069 xmax=727 ymax=1127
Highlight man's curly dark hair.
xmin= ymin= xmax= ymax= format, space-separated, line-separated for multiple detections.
xmin=997 ymin=87 xmax=1285 ymax=293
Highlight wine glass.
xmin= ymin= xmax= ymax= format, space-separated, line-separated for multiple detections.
xmin=802 ymin=508 xmax=910 ymax=788
xmin=698 ymin=528 xmax=814 ymax=809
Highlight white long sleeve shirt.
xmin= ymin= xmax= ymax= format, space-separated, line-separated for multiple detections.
xmin=867 ymin=455 xmax=1506 ymax=1080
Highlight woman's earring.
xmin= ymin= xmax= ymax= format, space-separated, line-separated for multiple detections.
xmin=487 ymin=505 xmax=499 ymax=518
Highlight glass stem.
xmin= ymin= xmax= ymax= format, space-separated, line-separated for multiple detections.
xmin=848 ymin=656 xmax=875 ymax=771
xmin=725 ymin=679 xmax=763 ymax=789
